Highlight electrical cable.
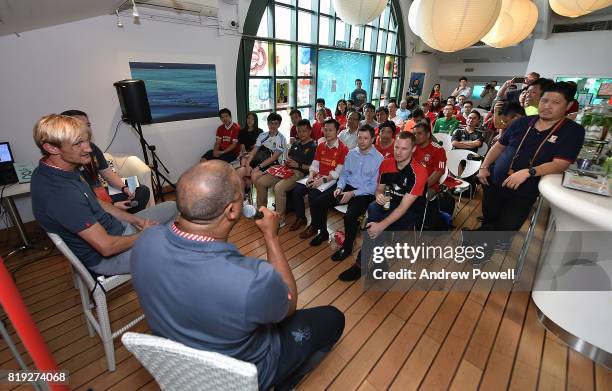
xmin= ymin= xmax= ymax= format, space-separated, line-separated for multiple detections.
xmin=104 ymin=119 xmax=123 ymax=153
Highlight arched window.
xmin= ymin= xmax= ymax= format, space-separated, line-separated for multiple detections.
xmin=237 ymin=0 xmax=405 ymax=137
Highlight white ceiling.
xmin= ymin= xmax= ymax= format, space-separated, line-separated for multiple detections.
xmin=0 ymin=0 xmax=122 ymax=37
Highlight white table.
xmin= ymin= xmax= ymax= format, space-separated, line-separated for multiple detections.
xmin=1 ymin=182 xmax=47 ymax=257
xmin=533 ymin=174 xmax=612 ymax=368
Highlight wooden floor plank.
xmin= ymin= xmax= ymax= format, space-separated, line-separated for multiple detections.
xmin=1 ymin=199 xmax=609 ymax=391
xmin=537 ymin=333 xmax=569 ymax=391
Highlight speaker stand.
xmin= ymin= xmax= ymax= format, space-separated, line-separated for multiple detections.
xmin=131 ymin=122 xmax=176 ymax=201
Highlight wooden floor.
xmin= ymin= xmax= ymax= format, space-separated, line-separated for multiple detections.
xmin=1 ymin=193 xmax=611 ymax=391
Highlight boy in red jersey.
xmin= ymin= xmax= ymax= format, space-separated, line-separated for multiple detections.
xmin=201 ymin=108 xmax=240 ymax=162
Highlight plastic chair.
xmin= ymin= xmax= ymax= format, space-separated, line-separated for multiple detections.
xmin=122 ymin=332 xmax=258 ymax=391
xmin=477 ymin=142 xmax=489 ymax=157
xmin=446 ymin=149 xmax=482 ymax=212
xmin=432 ymin=133 xmax=453 ymax=154
xmin=46 ymin=233 xmax=144 ymax=371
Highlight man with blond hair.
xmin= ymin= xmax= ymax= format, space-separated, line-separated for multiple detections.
xmin=30 ymin=114 xmax=176 ymax=275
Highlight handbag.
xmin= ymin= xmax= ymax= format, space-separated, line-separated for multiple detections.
xmin=249 ymin=134 xmax=273 ymax=168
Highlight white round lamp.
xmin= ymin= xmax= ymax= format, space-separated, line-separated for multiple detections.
xmin=482 ymin=0 xmax=538 ymax=48
xmin=418 ymin=0 xmax=503 ymax=52
xmin=332 ymin=0 xmax=388 ymax=26
xmin=549 ymin=0 xmax=612 ymax=18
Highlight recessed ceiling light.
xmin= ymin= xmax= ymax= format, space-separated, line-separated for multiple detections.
xmin=504 ymin=56 xmax=512 ymax=59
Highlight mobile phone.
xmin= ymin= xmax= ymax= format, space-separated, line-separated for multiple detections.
xmin=511 ymin=76 xmax=524 ymax=84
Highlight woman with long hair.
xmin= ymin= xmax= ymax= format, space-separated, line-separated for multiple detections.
xmin=237 ymin=112 xmax=263 ymax=195
xmin=428 ymin=83 xmax=441 ymax=101
xmin=335 ymin=99 xmax=348 ymax=129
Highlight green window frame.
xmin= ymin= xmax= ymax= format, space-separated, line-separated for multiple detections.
xmin=237 ymin=0 xmax=406 ymax=131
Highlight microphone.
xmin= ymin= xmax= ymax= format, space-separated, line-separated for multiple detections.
xmin=466 ymin=153 xmax=483 ymax=161
xmin=243 ymin=204 xmax=264 ymax=219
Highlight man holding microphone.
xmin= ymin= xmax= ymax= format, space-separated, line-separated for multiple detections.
xmin=131 ymin=160 xmax=344 ymax=391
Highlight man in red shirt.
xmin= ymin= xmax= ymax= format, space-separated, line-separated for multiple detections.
xmin=338 ymin=131 xmax=428 ymax=281
xmin=413 ymin=122 xmax=447 ymax=193
xmin=375 ymin=121 xmax=396 ymax=158
xmin=316 ymin=98 xmax=333 ymax=119
xmin=201 ymin=108 xmax=240 ymax=162
xmin=291 ymin=119 xmax=349 ymax=239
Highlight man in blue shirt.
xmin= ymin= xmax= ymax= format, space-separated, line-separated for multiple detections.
xmin=30 ymin=114 xmax=176 ymax=276
xmin=474 ymin=82 xmax=585 ymax=261
xmin=309 ymin=125 xmax=383 ymax=261
xmin=130 ymin=160 xmax=344 ymax=391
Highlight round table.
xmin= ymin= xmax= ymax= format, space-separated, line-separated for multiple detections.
xmin=534 ymin=174 xmax=612 ymax=368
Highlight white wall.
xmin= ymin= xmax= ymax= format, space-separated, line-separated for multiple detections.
xmin=527 ymin=31 xmax=612 ymax=79
xmin=0 ymin=1 xmax=251 ymax=226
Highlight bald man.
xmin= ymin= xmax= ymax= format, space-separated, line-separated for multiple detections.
xmin=130 ymin=160 xmax=345 ymax=391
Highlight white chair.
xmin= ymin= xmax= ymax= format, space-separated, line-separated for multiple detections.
xmin=446 ymin=149 xmax=482 ymax=211
xmin=104 ymin=153 xmax=155 ymax=208
xmin=432 ymin=133 xmax=453 ymax=154
xmin=46 ymin=233 xmax=145 ymax=371
xmin=477 ymin=142 xmax=489 ymax=157
xmin=121 ymin=332 xmax=258 ymax=391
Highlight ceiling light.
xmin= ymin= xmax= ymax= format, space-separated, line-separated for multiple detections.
xmin=131 ymin=0 xmax=139 ymax=18
xmin=116 ymin=9 xmax=124 ymax=28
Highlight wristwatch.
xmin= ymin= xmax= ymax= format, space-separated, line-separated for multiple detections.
xmin=323 ymin=177 xmax=328 ymax=183
xmin=528 ymin=167 xmax=537 ymax=177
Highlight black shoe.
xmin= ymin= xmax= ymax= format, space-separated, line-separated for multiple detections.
xmin=309 ymin=232 xmax=329 ymax=246
xmin=338 ymin=264 xmax=362 ymax=281
xmin=331 ymin=248 xmax=351 ymax=262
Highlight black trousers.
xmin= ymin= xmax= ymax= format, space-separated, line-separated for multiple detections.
xmin=271 ymin=306 xmax=345 ymax=391
xmin=109 ymin=185 xmax=150 ymax=213
xmin=292 ymin=182 xmax=336 ymax=221
xmin=201 ymin=149 xmax=236 ymax=162
xmin=480 ymin=183 xmax=536 ymax=231
xmin=310 ymin=184 xmax=374 ymax=251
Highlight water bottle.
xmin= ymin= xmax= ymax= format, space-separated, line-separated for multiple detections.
xmin=383 ymin=185 xmax=391 ymax=211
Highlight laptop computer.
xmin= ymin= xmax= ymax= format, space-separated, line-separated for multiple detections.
xmin=0 ymin=142 xmax=19 ymax=186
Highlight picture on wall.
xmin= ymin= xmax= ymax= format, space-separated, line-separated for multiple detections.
xmin=276 ymin=80 xmax=290 ymax=107
xmin=129 ymin=62 xmax=220 ymax=123
xmin=408 ymin=72 xmax=425 ymax=98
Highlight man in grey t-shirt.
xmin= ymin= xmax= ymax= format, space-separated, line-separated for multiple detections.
xmin=131 ymin=160 xmax=344 ymax=390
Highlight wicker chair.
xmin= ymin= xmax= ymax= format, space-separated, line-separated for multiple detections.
xmin=46 ymin=233 xmax=144 ymax=371
xmin=122 ymin=332 xmax=259 ymax=391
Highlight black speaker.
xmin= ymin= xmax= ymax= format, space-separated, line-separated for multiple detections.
xmin=113 ymin=79 xmax=153 ymax=124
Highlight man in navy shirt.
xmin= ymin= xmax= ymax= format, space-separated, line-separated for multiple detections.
xmin=31 ymin=114 xmax=176 ymax=276
xmin=475 ymin=82 xmax=585 ymax=259
xmin=131 ymin=160 xmax=344 ymax=391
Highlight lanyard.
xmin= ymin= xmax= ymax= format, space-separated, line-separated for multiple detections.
xmin=509 ymin=117 xmax=565 ymax=171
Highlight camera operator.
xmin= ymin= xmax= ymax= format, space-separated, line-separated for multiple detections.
xmin=478 ymin=81 xmax=497 ymax=111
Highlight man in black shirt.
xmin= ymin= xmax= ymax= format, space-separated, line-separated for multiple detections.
xmin=451 ymin=111 xmax=484 ymax=153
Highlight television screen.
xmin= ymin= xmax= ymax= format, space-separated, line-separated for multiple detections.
xmin=596 ymin=82 xmax=612 ymax=98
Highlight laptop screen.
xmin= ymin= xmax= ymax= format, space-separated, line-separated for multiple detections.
xmin=0 ymin=142 xmax=15 ymax=164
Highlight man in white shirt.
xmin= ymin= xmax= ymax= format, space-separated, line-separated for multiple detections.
xmin=451 ymin=77 xmax=472 ymax=99
xmin=388 ymin=101 xmax=404 ymax=128
xmin=338 ymin=111 xmax=360 ymax=150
